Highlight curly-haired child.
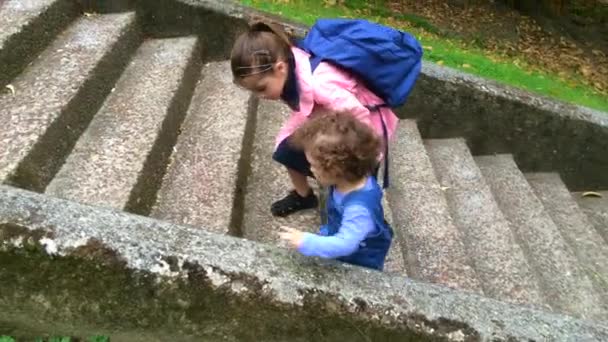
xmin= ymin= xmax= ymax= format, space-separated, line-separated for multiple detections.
xmin=278 ymin=112 xmax=393 ymax=271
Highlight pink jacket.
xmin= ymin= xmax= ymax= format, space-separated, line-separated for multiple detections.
xmin=275 ymin=47 xmax=399 ymax=154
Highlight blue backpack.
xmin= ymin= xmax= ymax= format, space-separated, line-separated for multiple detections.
xmin=297 ymin=18 xmax=423 ymax=108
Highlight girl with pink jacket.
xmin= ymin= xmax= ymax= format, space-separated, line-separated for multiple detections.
xmin=231 ymin=22 xmax=398 ymax=217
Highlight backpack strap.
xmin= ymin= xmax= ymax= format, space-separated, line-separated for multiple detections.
xmin=366 ymin=104 xmax=389 ymax=189
xmin=309 ymin=55 xmax=323 ymax=73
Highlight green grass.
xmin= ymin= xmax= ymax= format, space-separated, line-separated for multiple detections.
xmin=88 ymin=337 xmax=109 ymax=342
xmin=240 ymin=0 xmax=608 ymax=112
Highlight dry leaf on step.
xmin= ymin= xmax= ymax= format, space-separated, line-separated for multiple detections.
xmin=581 ymin=191 xmax=603 ymax=198
xmin=5 ymin=84 xmax=15 ymax=95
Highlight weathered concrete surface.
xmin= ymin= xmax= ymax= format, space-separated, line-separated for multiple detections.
xmin=0 ymin=0 xmax=78 ymax=88
xmin=0 ymin=12 xmax=140 ymax=192
xmin=78 ymin=0 xmax=137 ymax=13
xmin=387 ymin=120 xmax=481 ymax=292
xmin=574 ymin=191 xmax=608 ymax=244
xmin=172 ymin=0 xmax=310 ymax=38
xmin=151 ymin=61 xmax=255 ymax=234
xmin=137 ymin=0 xmax=249 ymax=61
xmin=426 ymin=139 xmax=543 ymax=307
xmin=527 ymin=173 xmax=608 ymax=306
xmin=382 ymin=195 xmax=407 ymax=274
xmin=400 ymin=61 xmax=608 ymax=191
xmin=242 ymin=100 xmax=319 ymax=243
xmin=1 ymin=185 xmax=608 ymax=341
xmin=46 ymin=37 xmax=200 ymax=215
xmin=477 ymin=155 xmax=607 ymax=321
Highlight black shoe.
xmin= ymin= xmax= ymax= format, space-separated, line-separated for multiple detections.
xmin=271 ymin=190 xmax=318 ymax=217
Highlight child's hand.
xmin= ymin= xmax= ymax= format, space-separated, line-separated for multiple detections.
xmin=319 ymin=224 xmax=330 ymax=236
xmin=279 ymin=226 xmax=305 ymax=249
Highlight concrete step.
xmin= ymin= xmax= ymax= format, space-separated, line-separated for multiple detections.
xmin=0 ymin=0 xmax=78 ymax=88
xmin=46 ymin=37 xmax=200 ymax=214
xmin=242 ymin=100 xmax=320 ymax=244
xmin=527 ymin=173 xmax=608 ymax=307
xmin=151 ymin=61 xmax=255 ymax=235
xmin=382 ymin=195 xmax=407 ymax=274
xmin=386 ymin=120 xmax=481 ymax=292
xmin=425 ymin=139 xmax=543 ymax=307
xmin=476 ymin=154 xmax=607 ymax=321
xmin=0 ymin=12 xmax=140 ymax=192
xmin=574 ymin=191 xmax=608 ymax=245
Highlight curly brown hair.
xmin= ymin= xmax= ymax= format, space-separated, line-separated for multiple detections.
xmin=290 ymin=113 xmax=381 ymax=183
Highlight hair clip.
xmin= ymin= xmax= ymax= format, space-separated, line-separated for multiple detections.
xmin=235 ymin=63 xmax=275 ymax=77
xmin=235 ymin=63 xmax=274 ymax=71
xmin=252 ymin=49 xmax=271 ymax=57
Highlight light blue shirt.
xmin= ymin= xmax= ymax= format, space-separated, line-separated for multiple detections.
xmin=298 ymin=177 xmax=376 ymax=259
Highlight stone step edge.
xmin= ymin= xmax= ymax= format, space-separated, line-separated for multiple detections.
xmin=1 ymin=185 xmax=607 ymax=341
xmin=3 ymin=13 xmax=141 ymax=192
xmin=0 ymin=0 xmax=78 ymax=88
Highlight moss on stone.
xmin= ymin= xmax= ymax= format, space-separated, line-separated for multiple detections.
xmin=0 ymin=246 xmax=440 ymax=341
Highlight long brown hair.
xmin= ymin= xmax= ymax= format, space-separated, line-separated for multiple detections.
xmin=230 ymin=21 xmax=292 ymax=79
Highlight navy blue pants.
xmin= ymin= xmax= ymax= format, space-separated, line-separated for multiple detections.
xmin=272 ymin=138 xmax=314 ymax=177
xmin=272 ymin=138 xmax=379 ymax=179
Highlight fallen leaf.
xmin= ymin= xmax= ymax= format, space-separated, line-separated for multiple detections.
xmin=437 ymin=60 xmax=444 ymax=65
xmin=462 ymin=63 xmax=471 ymax=68
xmin=581 ymin=192 xmax=603 ymax=198
xmin=382 ymin=0 xmax=608 ymax=99
xmin=5 ymin=84 xmax=15 ymax=95
xmin=579 ymin=66 xmax=592 ymax=77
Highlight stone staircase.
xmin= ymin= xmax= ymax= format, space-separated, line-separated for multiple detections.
xmin=1 ymin=0 xmax=607 ymax=330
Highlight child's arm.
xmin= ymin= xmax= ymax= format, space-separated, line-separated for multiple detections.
xmin=297 ymin=205 xmax=375 ymax=259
